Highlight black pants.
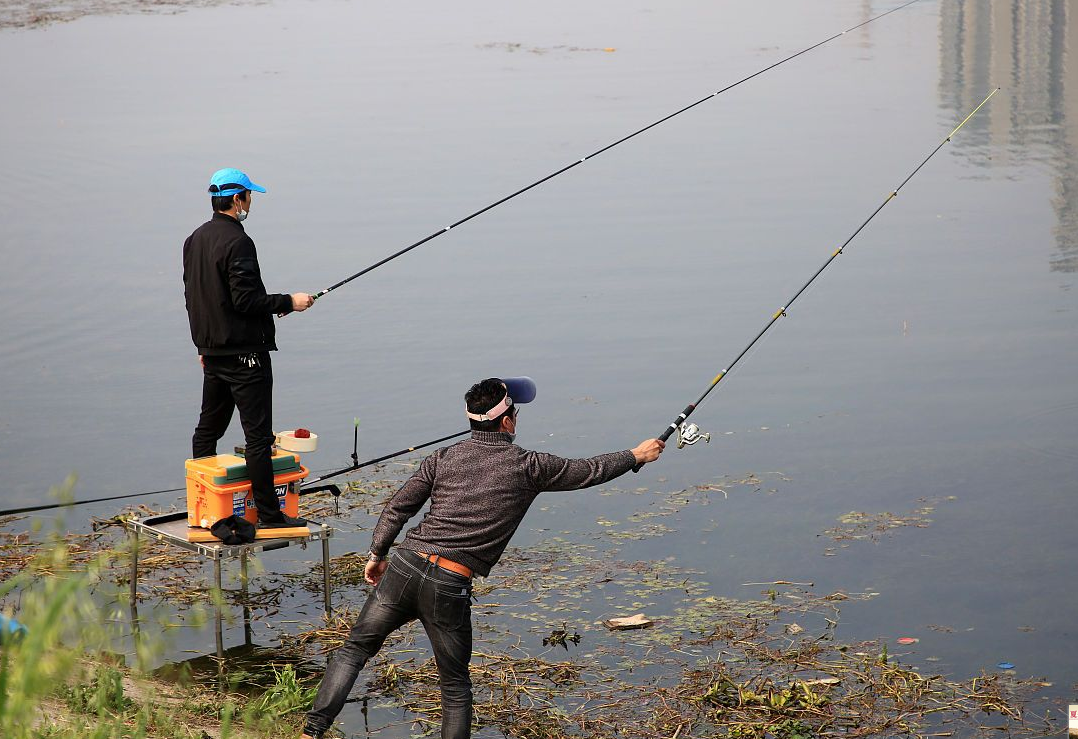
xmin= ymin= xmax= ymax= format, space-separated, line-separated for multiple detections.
xmin=305 ymin=548 xmax=474 ymax=738
xmin=192 ymin=352 xmax=281 ymax=521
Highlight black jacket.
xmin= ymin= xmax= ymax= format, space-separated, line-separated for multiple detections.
xmin=183 ymin=213 xmax=293 ymax=355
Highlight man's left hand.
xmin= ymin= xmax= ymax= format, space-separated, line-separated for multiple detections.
xmin=364 ymin=559 xmax=388 ymax=586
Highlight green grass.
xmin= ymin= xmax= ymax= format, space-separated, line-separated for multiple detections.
xmin=0 ymin=484 xmax=316 ymax=738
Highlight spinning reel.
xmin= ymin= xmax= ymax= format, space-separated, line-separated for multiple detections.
xmin=676 ymin=422 xmax=711 ymax=449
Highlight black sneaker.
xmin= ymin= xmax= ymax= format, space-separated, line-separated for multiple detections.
xmin=257 ymin=513 xmax=309 ymax=529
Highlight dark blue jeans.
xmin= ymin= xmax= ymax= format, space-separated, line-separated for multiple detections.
xmin=304 ymin=548 xmax=474 ymax=738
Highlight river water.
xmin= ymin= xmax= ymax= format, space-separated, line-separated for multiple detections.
xmin=1 ymin=0 xmax=1075 ymax=733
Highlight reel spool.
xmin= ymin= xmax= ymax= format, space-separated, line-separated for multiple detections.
xmin=676 ymin=423 xmax=711 ymax=449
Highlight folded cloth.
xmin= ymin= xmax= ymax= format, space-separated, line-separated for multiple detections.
xmin=210 ymin=515 xmax=257 ymax=545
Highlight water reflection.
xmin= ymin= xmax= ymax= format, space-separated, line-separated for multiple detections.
xmin=939 ymin=0 xmax=1078 ymax=272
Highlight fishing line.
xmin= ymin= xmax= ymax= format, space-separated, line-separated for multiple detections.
xmin=310 ymin=0 xmax=923 ymax=302
xmin=634 ymin=88 xmax=1001 ymax=471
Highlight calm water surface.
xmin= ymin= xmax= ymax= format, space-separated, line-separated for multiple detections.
xmin=1 ymin=0 xmax=1076 ymax=732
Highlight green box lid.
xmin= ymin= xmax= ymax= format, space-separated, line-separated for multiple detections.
xmin=212 ymin=454 xmax=300 ymax=485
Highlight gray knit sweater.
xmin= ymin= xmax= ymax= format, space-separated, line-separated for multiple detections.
xmin=370 ymin=431 xmax=637 ymax=577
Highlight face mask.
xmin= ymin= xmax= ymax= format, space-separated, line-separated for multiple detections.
xmin=236 ymin=207 xmax=248 ymax=222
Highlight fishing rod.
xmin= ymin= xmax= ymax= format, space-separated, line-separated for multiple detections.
xmin=299 ymin=429 xmax=468 ymax=491
xmin=0 ymin=486 xmax=189 ymax=518
xmin=0 ymin=430 xmax=471 ymax=518
xmin=309 ymin=0 xmax=922 ymax=302
xmin=634 ymin=87 xmax=1001 ymax=472
xmin=297 ymin=428 xmax=470 ymax=515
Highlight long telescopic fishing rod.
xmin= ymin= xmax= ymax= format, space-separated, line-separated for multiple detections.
xmin=310 ymin=0 xmax=922 ymax=302
xmin=634 ymin=87 xmax=1001 ymax=472
xmin=0 ymin=430 xmax=471 ymax=518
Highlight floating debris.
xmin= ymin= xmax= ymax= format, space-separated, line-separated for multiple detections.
xmin=928 ymin=624 xmax=956 ymax=633
xmin=603 ymin=613 xmax=654 ymax=631
xmin=478 ymin=42 xmax=620 ymax=55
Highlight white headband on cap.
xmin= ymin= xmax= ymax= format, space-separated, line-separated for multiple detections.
xmin=466 ymin=385 xmax=514 ymax=422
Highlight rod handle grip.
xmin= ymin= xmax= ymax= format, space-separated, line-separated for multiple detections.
xmin=631 ymin=425 xmax=678 ymax=472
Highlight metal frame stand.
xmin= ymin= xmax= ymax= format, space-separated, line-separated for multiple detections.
xmin=126 ymin=511 xmax=334 ymax=685
xmin=241 ymin=551 xmax=252 ymax=646
xmin=128 ymin=524 xmax=142 ymax=671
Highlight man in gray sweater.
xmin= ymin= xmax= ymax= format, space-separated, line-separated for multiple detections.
xmin=301 ymin=377 xmax=665 ymax=739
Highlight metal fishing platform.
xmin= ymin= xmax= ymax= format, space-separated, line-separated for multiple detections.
xmin=125 ymin=511 xmax=335 ymax=669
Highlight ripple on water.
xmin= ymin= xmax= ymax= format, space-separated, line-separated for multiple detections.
xmin=1012 ymin=399 xmax=1078 ymax=463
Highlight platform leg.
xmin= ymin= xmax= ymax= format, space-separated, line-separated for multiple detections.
xmin=214 ymin=555 xmax=224 ymax=689
xmin=128 ymin=525 xmax=142 ymax=671
xmin=322 ymin=535 xmax=332 ymax=618
xmin=241 ymin=551 xmax=252 ymax=646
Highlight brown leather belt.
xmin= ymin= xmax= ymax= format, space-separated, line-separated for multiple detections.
xmin=424 ymin=553 xmax=473 ymax=579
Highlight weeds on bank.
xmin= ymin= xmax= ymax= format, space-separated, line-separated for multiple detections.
xmin=0 ymin=482 xmax=316 ymax=738
xmin=1 ymin=474 xmax=1059 ymax=738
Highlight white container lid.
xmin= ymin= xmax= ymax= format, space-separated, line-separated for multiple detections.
xmin=277 ymin=430 xmax=318 ymax=453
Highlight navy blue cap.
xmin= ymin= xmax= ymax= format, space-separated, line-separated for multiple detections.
xmin=501 ymin=376 xmax=536 ymax=404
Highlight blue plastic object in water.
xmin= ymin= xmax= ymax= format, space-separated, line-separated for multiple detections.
xmin=0 ymin=613 xmax=28 ymax=643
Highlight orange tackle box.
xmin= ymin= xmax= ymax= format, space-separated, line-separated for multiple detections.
xmin=185 ymin=451 xmax=307 ymax=529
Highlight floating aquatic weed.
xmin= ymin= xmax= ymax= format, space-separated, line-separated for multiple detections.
xmin=287 ymin=547 xmax=1056 ymax=738
xmin=1 ymin=470 xmax=1047 ymax=738
xmin=602 ymin=521 xmax=674 ymax=541
xmin=542 ymin=624 xmax=582 ymax=650
xmin=0 ymin=0 xmax=273 ymax=30
xmin=822 ymin=496 xmax=952 ymax=545
xmin=477 ymin=41 xmax=621 ymax=56
xmin=289 ymin=550 xmax=375 ymax=595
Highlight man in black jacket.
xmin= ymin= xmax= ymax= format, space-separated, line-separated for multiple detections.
xmin=183 ymin=167 xmax=313 ymax=528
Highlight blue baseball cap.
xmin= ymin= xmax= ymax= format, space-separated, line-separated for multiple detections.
xmin=207 ymin=168 xmax=266 ymax=197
